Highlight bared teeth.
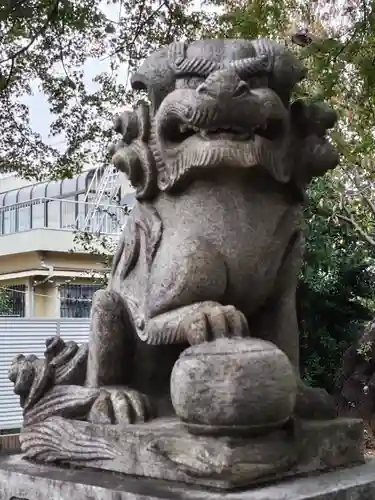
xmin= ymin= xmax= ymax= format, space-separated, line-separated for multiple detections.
xmin=176 ymin=122 xmax=253 ymax=141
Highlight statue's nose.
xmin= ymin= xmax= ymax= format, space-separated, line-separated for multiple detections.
xmin=196 ymin=69 xmax=249 ymax=99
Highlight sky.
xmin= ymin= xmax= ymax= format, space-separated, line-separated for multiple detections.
xmin=23 ymin=0 xmax=206 ymax=151
xmin=22 ymin=2 xmax=124 ymax=150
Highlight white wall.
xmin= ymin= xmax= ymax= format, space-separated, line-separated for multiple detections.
xmin=0 ymin=317 xmax=90 ymax=430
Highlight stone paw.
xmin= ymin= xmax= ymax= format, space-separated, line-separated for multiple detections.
xmin=295 ymin=380 xmax=337 ymax=420
xmin=180 ymin=301 xmax=249 ymax=345
xmin=88 ymin=387 xmax=154 ymax=425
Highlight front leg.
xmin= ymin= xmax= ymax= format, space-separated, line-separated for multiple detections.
xmin=249 ymin=232 xmax=337 ymax=419
xmin=86 ymin=289 xmax=135 ymax=388
xmin=86 ymin=289 xmax=153 ymax=423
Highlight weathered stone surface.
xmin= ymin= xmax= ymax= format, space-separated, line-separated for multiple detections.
xmin=8 ymin=332 xmax=154 ymax=427
xmin=171 ymin=338 xmax=297 ymax=432
xmin=293 ymin=418 xmax=364 ymax=473
xmin=86 ymin=289 xmax=136 ymax=389
xmin=9 ymin=337 xmax=88 ymax=410
xmin=0 ymin=452 xmax=372 ymax=500
xmin=19 ymin=417 xmax=296 ymax=488
xmin=23 ymin=385 xmax=100 ymax=428
xmin=87 ymin=36 xmax=340 ymax=422
xmin=17 ymin=416 xmax=363 ymax=489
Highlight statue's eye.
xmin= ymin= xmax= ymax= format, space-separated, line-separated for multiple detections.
xmin=187 ymin=77 xmax=205 ymax=88
xmin=175 ymin=77 xmax=205 ymax=89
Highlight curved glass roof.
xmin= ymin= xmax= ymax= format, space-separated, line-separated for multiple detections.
xmin=0 ymin=168 xmax=137 ymax=236
xmin=0 ymin=169 xmax=98 ymax=207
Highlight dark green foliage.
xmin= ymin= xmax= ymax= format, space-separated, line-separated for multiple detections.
xmin=298 ymin=179 xmax=375 ymax=392
xmin=298 ymin=264 xmax=375 ymax=393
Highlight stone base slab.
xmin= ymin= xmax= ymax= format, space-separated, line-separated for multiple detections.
xmin=1 ymin=454 xmax=375 ymax=500
xmin=18 ymin=416 xmax=364 ymax=489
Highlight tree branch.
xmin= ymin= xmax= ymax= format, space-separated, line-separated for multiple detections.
xmin=336 ymin=212 xmax=375 ymax=247
xmin=361 ymin=194 xmax=375 ymax=219
xmin=109 ymin=0 xmax=169 ymax=58
xmin=0 ymin=0 xmax=60 ymax=64
xmin=0 ymin=57 xmax=15 ymax=93
xmin=315 ymin=204 xmax=375 ymax=248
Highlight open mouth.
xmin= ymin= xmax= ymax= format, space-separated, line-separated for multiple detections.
xmin=162 ymin=118 xmax=285 ymax=145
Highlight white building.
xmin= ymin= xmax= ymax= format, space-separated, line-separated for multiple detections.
xmin=0 ymin=168 xmax=135 ymax=318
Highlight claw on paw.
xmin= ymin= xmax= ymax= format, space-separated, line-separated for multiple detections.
xmin=181 ymin=303 xmax=249 ymax=345
xmin=88 ymin=387 xmax=154 ymax=425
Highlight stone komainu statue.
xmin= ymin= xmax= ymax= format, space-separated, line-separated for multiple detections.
xmin=87 ymin=37 xmax=338 ymax=419
xmin=10 ymin=38 xmax=362 ymax=490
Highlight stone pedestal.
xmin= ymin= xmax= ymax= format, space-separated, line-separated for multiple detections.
xmin=0 ymin=454 xmax=374 ymax=500
xmin=18 ymin=416 xmax=363 ymax=489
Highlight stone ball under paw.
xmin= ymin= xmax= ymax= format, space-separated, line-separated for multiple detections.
xmin=170 ymin=338 xmax=297 ymax=434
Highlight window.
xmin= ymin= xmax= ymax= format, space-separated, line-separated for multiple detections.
xmin=59 ymin=284 xmax=100 ymax=318
xmin=61 ymin=195 xmax=77 ymax=228
xmin=75 ymin=171 xmax=95 ymax=230
xmin=0 ymin=285 xmax=26 ymax=317
xmin=60 ymin=178 xmax=77 ymax=228
xmin=77 ymin=168 xmax=96 ymax=194
xmin=31 ymin=183 xmax=47 ymax=229
xmin=86 ymin=191 xmax=102 ymax=233
xmin=17 ymin=186 xmax=32 ymax=231
xmin=61 ymin=178 xmax=77 ymax=198
xmin=76 ymin=192 xmax=87 ymax=230
xmin=46 ymin=181 xmax=61 ymax=229
xmin=101 ymin=203 xmax=127 ymax=234
xmin=77 ymin=172 xmax=87 ymax=193
xmin=0 ymin=193 xmax=5 ymax=235
xmin=2 ymin=191 xmax=17 ymax=234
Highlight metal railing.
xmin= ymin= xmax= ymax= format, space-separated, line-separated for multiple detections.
xmin=0 ymin=197 xmax=127 ymax=236
xmin=80 ymin=166 xmax=122 ymax=233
